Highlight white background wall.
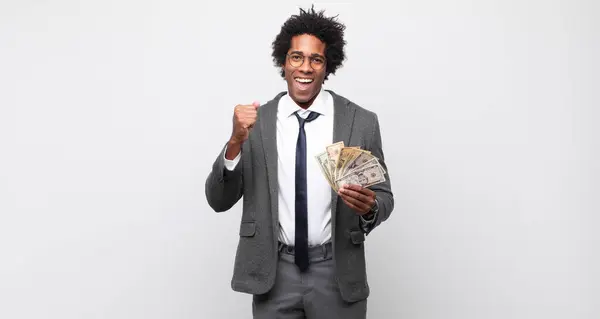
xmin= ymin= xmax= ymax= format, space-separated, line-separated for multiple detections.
xmin=1 ymin=1 xmax=598 ymax=318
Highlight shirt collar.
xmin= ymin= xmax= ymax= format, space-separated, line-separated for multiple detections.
xmin=278 ymin=88 xmax=331 ymax=119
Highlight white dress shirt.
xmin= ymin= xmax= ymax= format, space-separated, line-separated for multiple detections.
xmin=224 ymin=89 xmax=334 ymax=246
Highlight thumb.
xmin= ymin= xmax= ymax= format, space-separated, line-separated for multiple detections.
xmin=252 ymin=101 xmax=260 ymax=109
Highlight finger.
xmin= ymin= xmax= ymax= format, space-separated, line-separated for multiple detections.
xmin=339 ymin=192 xmax=371 ymax=212
xmin=240 ymin=117 xmax=257 ymax=127
xmin=252 ymin=101 xmax=260 ymax=109
xmin=242 ymin=121 xmax=256 ymax=129
xmin=238 ymin=107 xmax=258 ymax=115
xmin=240 ymin=113 xmax=257 ymax=121
xmin=341 ymin=195 xmax=369 ymax=214
xmin=239 ymin=114 xmax=257 ymax=122
xmin=343 ymin=184 xmax=375 ymax=197
xmin=236 ymin=104 xmax=259 ymax=112
xmin=339 ymin=187 xmax=374 ymax=206
xmin=339 ymin=194 xmax=363 ymax=212
xmin=237 ymin=111 xmax=257 ymax=120
xmin=239 ymin=109 xmax=258 ymax=118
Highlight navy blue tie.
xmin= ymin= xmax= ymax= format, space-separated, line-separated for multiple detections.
xmin=294 ymin=111 xmax=320 ymax=272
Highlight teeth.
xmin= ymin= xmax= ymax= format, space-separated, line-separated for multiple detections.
xmin=295 ymin=78 xmax=313 ymax=83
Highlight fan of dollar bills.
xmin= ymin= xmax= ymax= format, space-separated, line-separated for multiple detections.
xmin=315 ymin=141 xmax=386 ymax=191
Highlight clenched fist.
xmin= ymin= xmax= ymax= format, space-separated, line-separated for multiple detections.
xmin=230 ymin=101 xmax=260 ymax=144
xmin=226 ymin=101 xmax=260 ymax=160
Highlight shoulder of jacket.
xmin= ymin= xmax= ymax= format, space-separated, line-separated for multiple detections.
xmin=259 ymin=92 xmax=286 ymax=110
xmin=328 ymin=90 xmax=377 ymax=120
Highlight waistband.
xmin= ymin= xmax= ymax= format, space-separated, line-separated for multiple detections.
xmin=277 ymin=241 xmax=333 ymax=262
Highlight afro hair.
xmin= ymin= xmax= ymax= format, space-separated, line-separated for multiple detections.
xmin=271 ymin=6 xmax=347 ymax=81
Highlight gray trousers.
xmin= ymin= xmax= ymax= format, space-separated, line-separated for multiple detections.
xmin=252 ymin=242 xmax=367 ymax=319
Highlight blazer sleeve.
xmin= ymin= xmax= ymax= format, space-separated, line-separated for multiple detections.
xmin=363 ymin=113 xmax=394 ymax=235
xmin=205 ymin=142 xmax=244 ymax=212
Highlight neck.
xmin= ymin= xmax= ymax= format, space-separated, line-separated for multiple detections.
xmin=296 ymin=98 xmax=315 ymax=109
xmin=291 ymin=89 xmax=322 ymax=110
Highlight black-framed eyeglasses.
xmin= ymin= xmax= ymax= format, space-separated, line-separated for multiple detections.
xmin=286 ymin=53 xmax=326 ymax=70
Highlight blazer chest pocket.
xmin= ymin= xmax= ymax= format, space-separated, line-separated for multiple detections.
xmin=239 ymin=221 xmax=256 ymax=237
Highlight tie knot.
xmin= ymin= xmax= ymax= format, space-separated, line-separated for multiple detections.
xmin=295 ymin=111 xmax=320 ymax=128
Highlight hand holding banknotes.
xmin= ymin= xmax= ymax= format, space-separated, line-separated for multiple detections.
xmin=315 ymin=141 xmax=386 ymax=215
xmin=338 ymin=184 xmax=377 ymax=215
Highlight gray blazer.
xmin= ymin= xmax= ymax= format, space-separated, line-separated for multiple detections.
xmin=205 ymin=90 xmax=394 ymax=303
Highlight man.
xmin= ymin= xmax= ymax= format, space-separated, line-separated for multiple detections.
xmin=205 ymin=6 xmax=394 ymax=319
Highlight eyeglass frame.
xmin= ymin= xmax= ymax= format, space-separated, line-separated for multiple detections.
xmin=285 ymin=52 xmax=327 ymax=70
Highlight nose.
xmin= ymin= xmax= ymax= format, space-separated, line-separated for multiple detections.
xmin=299 ymin=57 xmax=313 ymax=73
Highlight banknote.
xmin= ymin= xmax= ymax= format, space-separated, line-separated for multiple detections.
xmin=326 ymin=141 xmax=344 ymax=166
xmin=339 ymin=150 xmax=375 ymax=178
xmin=315 ymin=151 xmax=335 ymax=188
xmin=335 ymin=163 xmax=386 ymax=189
xmin=351 ymin=157 xmax=386 ymax=175
xmin=317 ymin=143 xmax=386 ymax=190
xmin=334 ymin=148 xmax=362 ymax=180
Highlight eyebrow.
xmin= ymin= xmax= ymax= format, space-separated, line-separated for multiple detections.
xmin=289 ymin=51 xmax=325 ymax=58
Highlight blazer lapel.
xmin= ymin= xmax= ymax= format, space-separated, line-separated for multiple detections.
xmin=261 ymin=92 xmax=286 ymax=239
xmin=328 ymin=90 xmax=356 ymax=235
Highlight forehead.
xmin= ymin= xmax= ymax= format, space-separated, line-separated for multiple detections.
xmin=288 ymin=34 xmax=326 ymax=55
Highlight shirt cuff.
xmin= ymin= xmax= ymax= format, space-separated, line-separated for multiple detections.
xmin=360 ymin=211 xmax=377 ymax=225
xmin=360 ymin=198 xmax=378 ymax=225
xmin=223 ymin=146 xmax=241 ymax=171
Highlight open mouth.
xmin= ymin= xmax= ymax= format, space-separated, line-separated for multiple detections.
xmin=294 ymin=77 xmax=314 ymax=90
